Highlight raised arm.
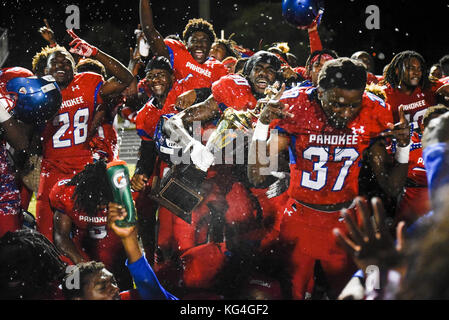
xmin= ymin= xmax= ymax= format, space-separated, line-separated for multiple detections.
xmin=139 ymin=0 xmax=170 ymax=59
xmin=108 ymin=202 xmax=178 ymax=300
xmin=67 ymin=29 xmax=134 ymax=100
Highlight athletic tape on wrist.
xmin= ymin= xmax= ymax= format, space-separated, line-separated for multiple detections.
xmin=395 ymin=141 xmax=411 ymax=164
xmin=252 ymin=121 xmax=270 ymax=141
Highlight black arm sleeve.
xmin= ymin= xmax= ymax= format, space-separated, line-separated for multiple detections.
xmin=135 ymin=139 xmax=157 ymax=177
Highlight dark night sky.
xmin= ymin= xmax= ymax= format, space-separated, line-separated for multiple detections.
xmin=0 ymin=0 xmax=448 ymax=75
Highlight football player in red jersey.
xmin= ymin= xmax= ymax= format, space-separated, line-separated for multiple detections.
xmin=51 ymin=160 xmax=133 ymax=290
xmin=383 ymin=50 xmax=449 ymax=127
xmin=395 ymin=104 xmax=449 ymax=226
xmin=248 ymin=58 xmax=411 ymax=299
xmin=130 ymin=56 xmax=195 ymax=262
xmin=36 ymin=30 xmax=134 ymax=242
xmin=139 ymin=0 xmax=228 ymax=91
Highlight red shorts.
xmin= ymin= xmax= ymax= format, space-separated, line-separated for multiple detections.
xmin=278 ymin=197 xmax=358 ymax=299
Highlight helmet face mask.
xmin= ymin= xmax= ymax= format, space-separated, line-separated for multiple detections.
xmin=153 ymin=113 xmax=185 ymax=165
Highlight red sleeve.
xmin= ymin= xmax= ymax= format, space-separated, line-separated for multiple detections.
xmin=431 ymin=79 xmax=445 ymax=93
xmin=308 ymin=28 xmax=323 ymax=53
xmin=211 ymin=75 xmax=257 ymax=111
xmin=49 ymin=181 xmax=74 ymax=214
xmin=209 ymin=58 xmax=229 ymax=83
xmin=363 ymin=92 xmax=393 ymax=132
xmin=79 ymin=72 xmax=105 ymax=108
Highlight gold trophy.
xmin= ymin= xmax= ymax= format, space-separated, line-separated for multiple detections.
xmin=151 ymin=84 xmax=280 ymax=223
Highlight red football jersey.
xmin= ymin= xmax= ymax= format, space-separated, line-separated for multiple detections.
xmin=274 ymin=87 xmax=393 ymax=205
xmin=396 ymin=132 xmax=429 ymax=223
xmin=41 ymin=72 xmax=104 ymax=159
xmin=49 ymin=179 xmax=123 ymax=265
xmin=211 ymin=74 xmax=257 ymax=111
xmin=406 ymin=132 xmax=427 ymax=186
xmin=135 ymin=79 xmax=190 ymax=141
xmin=165 ymin=39 xmax=228 ymax=90
xmin=384 ymin=81 xmax=444 ymax=127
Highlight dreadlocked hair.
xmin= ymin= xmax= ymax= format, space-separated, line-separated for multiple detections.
xmin=67 ymin=160 xmax=114 ymax=217
xmin=32 ymin=45 xmax=74 ymax=76
xmin=183 ymin=18 xmax=217 ymax=44
xmin=383 ymin=50 xmax=430 ymax=90
xmin=62 ymin=261 xmax=106 ymax=300
xmin=0 ymin=229 xmax=67 ymax=299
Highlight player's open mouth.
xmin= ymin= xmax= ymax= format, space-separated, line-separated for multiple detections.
xmin=193 ymin=50 xmax=205 ymax=60
xmin=152 ymin=84 xmax=164 ymax=93
xmin=256 ymin=78 xmax=269 ymax=89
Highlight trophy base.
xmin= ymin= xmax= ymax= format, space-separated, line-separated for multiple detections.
xmin=150 ymin=164 xmax=206 ymax=224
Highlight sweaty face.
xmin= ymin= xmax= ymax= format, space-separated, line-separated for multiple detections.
xmin=249 ymin=62 xmax=277 ymax=95
xmin=146 ymin=68 xmax=173 ymax=98
xmin=319 ymin=87 xmax=364 ymax=129
xmin=187 ymin=31 xmax=212 ymax=64
xmin=399 ymin=57 xmax=422 ymax=88
xmin=80 ymin=268 xmax=121 ymax=300
xmin=209 ymin=42 xmax=227 ymax=62
xmin=46 ymin=51 xmax=75 ymax=89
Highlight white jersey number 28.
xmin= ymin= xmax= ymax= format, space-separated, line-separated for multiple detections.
xmin=53 ymin=108 xmax=90 ymax=148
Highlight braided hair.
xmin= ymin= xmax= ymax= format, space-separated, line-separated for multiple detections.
xmin=0 ymin=229 xmax=67 ymax=299
xmin=67 ymin=160 xmax=114 ymax=217
xmin=383 ymin=50 xmax=430 ymax=90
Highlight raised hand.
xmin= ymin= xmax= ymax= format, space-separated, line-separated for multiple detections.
xmin=333 ymin=196 xmax=405 ymax=272
xmin=67 ymin=29 xmax=98 ymax=57
xmin=130 ymin=173 xmax=148 ymax=192
xmin=107 ymin=202 xmax=136 ymax=239
xmin=380 ymin=106 xmax=411 ymax=147
xmin=39 ymin=19 xmax=56 ymax=45
xmin=257 ymin=83 xmax=293 ymax=124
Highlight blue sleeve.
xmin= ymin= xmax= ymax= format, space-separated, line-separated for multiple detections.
xmin=126 ymin=255 xmax=178 ymax=300
xmin=422 ymin=142 xmax=449 ymax=197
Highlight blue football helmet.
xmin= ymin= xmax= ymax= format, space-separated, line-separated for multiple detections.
xmin=5 ymin=75 xmax=62 ymax=127
xmin=282 ymin=0 xmax=325 ymax=29
xmin=153 ymin=113 xmax=184 ymax=165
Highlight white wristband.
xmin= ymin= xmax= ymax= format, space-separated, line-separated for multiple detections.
xmin=394 ymin=142 xmax=411 ymax=164
xmin=252 ymin=121 xmax=270 ymax=142
xmin=0 ymin=98 xmax=12 ymax=123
